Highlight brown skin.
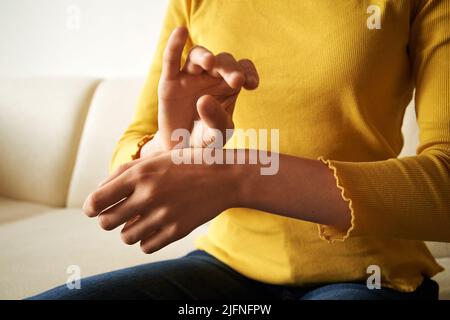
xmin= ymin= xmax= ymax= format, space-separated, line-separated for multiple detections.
xmin=153 ymin=27 xmax=259 ymax=152
xmin=83 ymin=28 xmax=351 ymax=254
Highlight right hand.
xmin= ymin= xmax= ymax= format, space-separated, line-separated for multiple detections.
xmin=141 ymin=27 xmax=259 ymax=157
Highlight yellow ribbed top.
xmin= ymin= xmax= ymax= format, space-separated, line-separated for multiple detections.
xmin=111 ymin=0 xmax=450 ymax=292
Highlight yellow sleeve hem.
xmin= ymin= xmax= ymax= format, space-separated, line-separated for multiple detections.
xmin=317 ymin=157 xmax=356 ymax=243
xmin=109 ymin=134 xmax=155 ymax=173
xmin=131 ymin=134 xmax=155 ymax=161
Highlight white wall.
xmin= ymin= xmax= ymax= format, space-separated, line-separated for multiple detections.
xmin=0 ymin=0 xmax=168 ymax=77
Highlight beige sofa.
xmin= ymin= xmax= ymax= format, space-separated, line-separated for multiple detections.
xmin=0 ymin=77 xmax=449 ymax=299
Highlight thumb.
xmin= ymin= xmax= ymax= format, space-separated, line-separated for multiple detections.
xmin=196 ymin=95 xmax=232 ymax=130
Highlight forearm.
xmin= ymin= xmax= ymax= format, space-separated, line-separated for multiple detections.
xmin=140 ymin=146 xmax=351 ymax=229
xmin=234 ymin=150 xmax=351 ymax=229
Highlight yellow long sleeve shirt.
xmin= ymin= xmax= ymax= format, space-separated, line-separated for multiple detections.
xmin=111 ymin=0 xmax=450 ymax=292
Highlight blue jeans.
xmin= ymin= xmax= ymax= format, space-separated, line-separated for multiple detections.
xmin=28 ymin=250 xmax=439 ymax=300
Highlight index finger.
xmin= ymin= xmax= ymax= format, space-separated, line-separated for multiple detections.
xmin=161 ymin=27 xmax=189 ymax=80
xmin=98 ymin=157 xmax=144 ymax=188
xmin=182 ymin=46 xmax=216 ymax=75
xmin=83 ymin=173 xmax=135 ymax=218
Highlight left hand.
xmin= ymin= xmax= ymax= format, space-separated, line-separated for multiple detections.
xmin=83 ymin=149 xmax=241 ymax=254
xmin=157 ymin=27 xmax=259 ymax=150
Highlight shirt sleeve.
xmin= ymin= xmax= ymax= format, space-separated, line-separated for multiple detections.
xmin=110 ymin=0 xmax=194 ymax=172
xmin=318 ymin=0 xmax=450 ymax=243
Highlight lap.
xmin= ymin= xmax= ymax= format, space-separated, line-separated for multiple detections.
xmin=28 ymin=250 xmax=439 ymax=300
xmin=27 ymin=250 xmax=271 ymax=300
xmin=299 ymin=278 xmax=439 ymax=300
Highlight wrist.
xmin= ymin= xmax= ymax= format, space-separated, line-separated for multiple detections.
xmin=227 ymin=149 xmax=259 ymax=208
xmin=205 ymin=149 xmax=249 ymax=209
xmin=140 ymin=132 xmax=165 ymax=158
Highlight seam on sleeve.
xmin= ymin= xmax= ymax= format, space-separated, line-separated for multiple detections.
xmin=317 ymin=157 xmax=356 ymax=243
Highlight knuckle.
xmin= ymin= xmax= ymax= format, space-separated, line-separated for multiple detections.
xmin=217 ymin=52 xmax=234 ymax=60
xmin=135 ymin=165 xmax=149 ymax=177
xmin=139 ymin=186 xmax=155 ymax=206
xmin=190 ymin=45 xmax=205 ymax=54
xmin=130 ymin=167 xmax=146 ymax=182
xmin=117 ymin=163 xmax=129 ymax=173
xmin=234 ymin=73 xmax=246 ymax=86
xmin=238 ymin=58 xmax=254 ymax=66
xmin=158 ymin=208 xmax=170 ymax=221
xmin=168 ymin=223 xmax=182 ymax=238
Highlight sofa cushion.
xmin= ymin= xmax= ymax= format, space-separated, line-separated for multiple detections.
xmin=0 ymin=78 xmax=100 ymax=207
xmin=434 ymin=258 xmax=450 ymax=300
xmin=0 ymin=208 xmax=206 ymax=299
xmin=66 ymin=78 xmax=144 ymax=207
xmin=426 ymin=242 xmax=450 ymax=259
xmin=0 ymin=196 xmax=53 ymax=225
xmin=0 ymin=208 xmax=447 ymax=299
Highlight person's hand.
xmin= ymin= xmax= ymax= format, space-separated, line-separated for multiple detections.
xmin=150 ymin=27 xmax=259 ymax=153
xmin=83 ymin=149 xmax=242 ymax=254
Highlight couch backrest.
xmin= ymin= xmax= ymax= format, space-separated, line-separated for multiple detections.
xmin=66 ymin=78 xmax=144 ymax=207
xmin=0 ymin=78 xmax=99 ymax=207
xmin=1 ymin=77 xmax=447 ymax=257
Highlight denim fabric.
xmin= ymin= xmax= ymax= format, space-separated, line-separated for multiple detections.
xmin=27 ymin=250 xmax=439 ymax=300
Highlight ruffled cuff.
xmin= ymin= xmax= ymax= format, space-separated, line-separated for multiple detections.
xmin=317 ymin=157 xmax=356 ymax=243
xmin=131 ymin=134 xmax=155 ymax=160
